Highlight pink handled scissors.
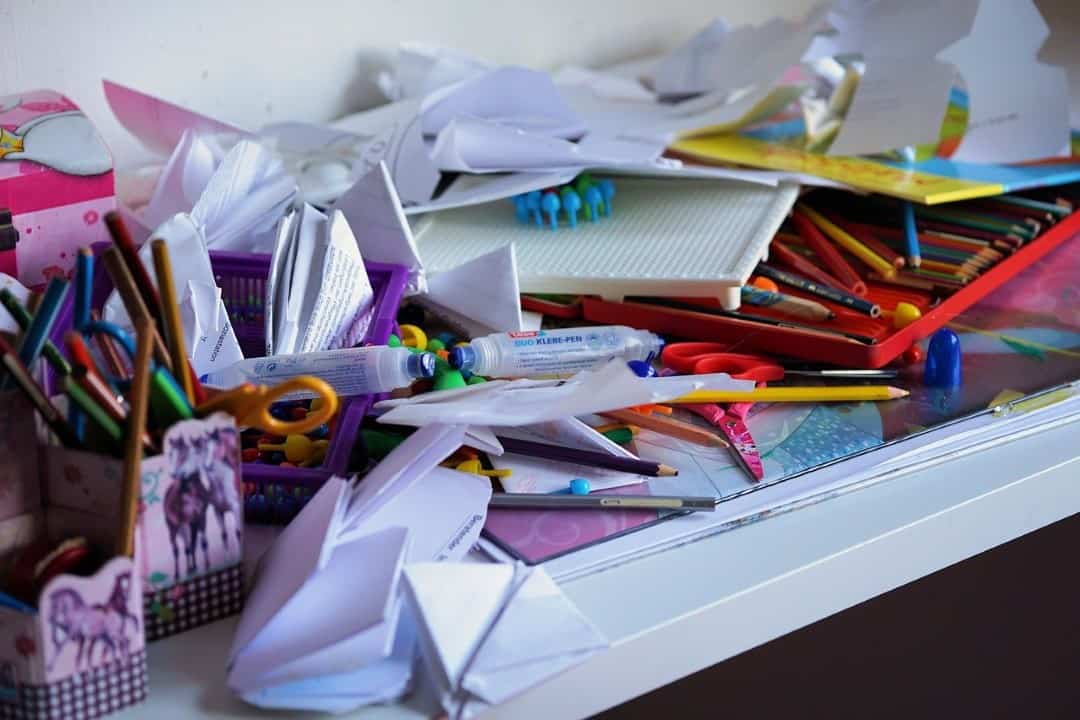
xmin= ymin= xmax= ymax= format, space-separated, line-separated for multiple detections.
xmin=661 ymin=343 xmax=780 ymax=481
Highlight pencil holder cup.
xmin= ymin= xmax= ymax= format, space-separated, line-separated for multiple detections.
xmin=42 ymin=413 xmax=243 ymax=643
xmin=0 ymin=391 xmax=147 ymax=720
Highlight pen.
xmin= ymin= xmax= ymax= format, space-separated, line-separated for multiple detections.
xmin=488 ymin=494 xmax=716 ymax=511
xmin=494 ymin=435 xmax=678 ymax=477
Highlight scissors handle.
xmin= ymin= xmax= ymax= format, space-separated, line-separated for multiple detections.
xmin=249 ymin=377 xmax=339 ymax=435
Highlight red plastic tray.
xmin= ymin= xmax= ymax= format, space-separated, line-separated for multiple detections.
xmin=583 ymin=209 xmax=1080 ymax=368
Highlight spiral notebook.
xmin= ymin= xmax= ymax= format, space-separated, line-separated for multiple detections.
xmin=411 ymin=177 xmax=799 ymax=309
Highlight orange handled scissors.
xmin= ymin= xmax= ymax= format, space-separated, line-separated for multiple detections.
xmin=194 ymin=375 xmax=338 ymax=435
xmin=660 ymin=342 xmax=786 ymax=382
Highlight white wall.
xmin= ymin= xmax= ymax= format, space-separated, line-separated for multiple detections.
xmin=0 ymin=0 xmax=818 ymax=167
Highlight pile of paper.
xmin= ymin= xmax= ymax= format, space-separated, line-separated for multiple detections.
xmin=266 ymin=204 xmax=374 ymax=355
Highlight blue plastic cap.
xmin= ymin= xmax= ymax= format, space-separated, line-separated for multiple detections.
xmin=627 ymin=359 xmax=656 ymax=378
xmin=924 ymin=328 xmax=962 ymax=387
xmin=448 ymin=344 xmax=476 ymax=371
xmin=569 ymin=478 xmax=591 ymax=495
xmin=407 ymin=352 xmax=437 ymax=379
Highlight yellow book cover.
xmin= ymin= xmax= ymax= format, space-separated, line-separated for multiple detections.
xmin=670 ymin=134 xmax=1005 ymax=205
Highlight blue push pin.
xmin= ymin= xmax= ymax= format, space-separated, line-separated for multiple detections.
xmin=541 ymin=191 xmax=561 ymax=230
xmin=583 ymin=185 xmax=603 ymax=222
xmin=560 ymin=188 xmax=581 ymax=227
xmin=525 ymin=191 xmax=542 ymax=227
xmin=512 ymin=195 xmax=529 ymax=223
xmin=627 ymin=359 xmax=656 ymax=378
xmin=923 ymin=328 xmax=962 ymax=387
xmin=598 ymin=179 xmax=615 ymax=217
xmin=553 ymin=478 xmax=592 ymax=495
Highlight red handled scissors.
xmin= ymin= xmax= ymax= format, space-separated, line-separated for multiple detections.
xmin=661 ymin=343 xmax=774 ymax=481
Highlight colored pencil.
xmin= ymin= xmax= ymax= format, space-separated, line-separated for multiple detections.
xmin=105 ymin=211 xmax=163 ymax=330
xmin=669 ymin=386 xmax=909 ymax=404
xmin=150 ymin=239 xmax=194 ymax=405
xmin=792 ymin=207 xmax=868 ymax=295
xmin=118 ymin=316 xmax=153 ymax=558
xmin=0 ymin=289 xmax=70 ymax=376
xmin=14 ymin=277 xmax=67 ymax=370
xmin=916 ymin=206 xmax=1035 ymax=240
xmin=0 ymin=336 xmax=80 ymax=448
xmin=72 ymin=364 xmax=126 ymax=422
xmin=901 ymin=201 xmax=921 ymax=269
xmin=755 ymin=264 xmax=881 ymax=318
xmin=625 ymin=297 xmax=878 ymax=344
xmin=494 ymin=435 xmax=679 ymax=477
xmin=63 ymin=375 xmax=123 ymax=452
xmin=994 ymin=194 xmax=1070 ymax=219
xmin=101 ymin=247 xmax=173 ymax=372
xmin=769 ymin=238 xmax=849 ymax=291
xmin=488 ymin=494 xmax=715 ymax=512
xmin=600 ymin=408 xmax=729 ymax=448
xmin=834 ymin=218 xmax=905 ymax=269
xmin=799 ymin=204 xmax=897 ymax=279
xmin=740 ymin=285 xmax=834 ymax=322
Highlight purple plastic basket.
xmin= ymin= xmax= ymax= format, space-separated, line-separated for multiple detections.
xmin=47 ymin=246 xmax=408 ymax=492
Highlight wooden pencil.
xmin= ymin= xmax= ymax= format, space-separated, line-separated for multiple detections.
xmin=600 ymin=408 xmax=730 ymax=449
xmin=150 ymin=239 xmax=194 ymax=405
xmin=769 ymin=238 xmax=850 ymax=291
xmin=791 ymin=208 xmax=868 ymax=295
xmin=118 ymin=316 xmax=153 ymax=558
xmin=89 ymin=309 xmax=128 ymax=377
xmin=0 ymin=336 xmax=80 ymax=448
xmin=105 ymin=211 xmax=163 ymax=330
xmin=101 ymin=247 xmax=173 ymax=372
xmin=798 ymin=204 xmax=897 ymax=279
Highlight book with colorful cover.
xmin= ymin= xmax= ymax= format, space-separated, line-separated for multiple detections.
xmin=669 ymin=133 xmax=1080 ymax=205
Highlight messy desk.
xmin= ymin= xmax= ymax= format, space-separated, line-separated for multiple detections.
xmin=2 ymin=1 xmax=1080 ymax=718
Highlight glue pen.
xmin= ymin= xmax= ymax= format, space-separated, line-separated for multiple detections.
xmin=201 ymin=346 xmax=436 ymax=398
xmin=448 ymin=326 xmax=663 ymax=378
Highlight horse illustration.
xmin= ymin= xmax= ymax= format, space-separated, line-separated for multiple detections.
xmin=47 ymin=572 xmax=133 ymax=671
xmin=164 ymin=437 xmax=211 ymax=580
xmin=104 ymin=570 xmax=139 ymax=636
xmin=203 ymin=428 xmax=241 ymax=554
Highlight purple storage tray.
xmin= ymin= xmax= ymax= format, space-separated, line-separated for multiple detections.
xmin=47 ymin=246 xmax=409 ymax=491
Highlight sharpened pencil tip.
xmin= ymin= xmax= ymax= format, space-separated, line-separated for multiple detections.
xmin=658 ymin=464 xmax=679 ymax=477
xmin=888 ymin=387 xmax=910 ymax=399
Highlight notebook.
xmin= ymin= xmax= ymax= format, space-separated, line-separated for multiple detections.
xmin=411 ymin=177 xmax=798 ymax=308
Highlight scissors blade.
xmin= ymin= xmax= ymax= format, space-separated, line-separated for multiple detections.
xmin=718 ymin=415 xmax=764 ymax=481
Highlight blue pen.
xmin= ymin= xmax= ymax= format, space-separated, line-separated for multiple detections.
xmin=3 ymin=277 xmax=68 ymax=392
xmin=901 ymin=201 xmax=921 ymax=269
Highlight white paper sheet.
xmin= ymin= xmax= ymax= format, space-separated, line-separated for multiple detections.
xmin=331 ymin=98 xmax=442 ymax=208
xmin=828 ymin=57 xmax=957 ymax=156
xmin=331 ymin=161 xmax=426 ymax=293
xmin=939 ymin=0 xmax=1072 ymax=163
xmin=403 ymin=562 xmax=606 ymax=719
xmin=425 ymin=245 xmax=524 ymax=332
xmin=429 ymin=118 xmax=661 ymax=174
xmin=420 ymin=67 xmax=587 ymax=140
xmin=374 ymin=363 xmax=752 ymax=428
xmin=652 ymin=6 xmax=828 ymax=100
xmin=376 ymin=42 xmax=493 ymax=101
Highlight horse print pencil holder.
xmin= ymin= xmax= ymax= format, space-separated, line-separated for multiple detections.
xmin=42 ymin=413 xmax=244 ymax=643
xmin=0 ymin=393 xmax=147 ymax=720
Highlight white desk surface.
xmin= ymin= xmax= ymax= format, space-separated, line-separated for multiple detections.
xmin=120 ymin=410 xmax=1080 ymax=719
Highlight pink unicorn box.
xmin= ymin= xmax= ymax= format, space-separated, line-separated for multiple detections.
xmin=0 ymin=90 xmax=115 ymax=288
xmin=42 ymin=414 xmax=245 ymax=643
